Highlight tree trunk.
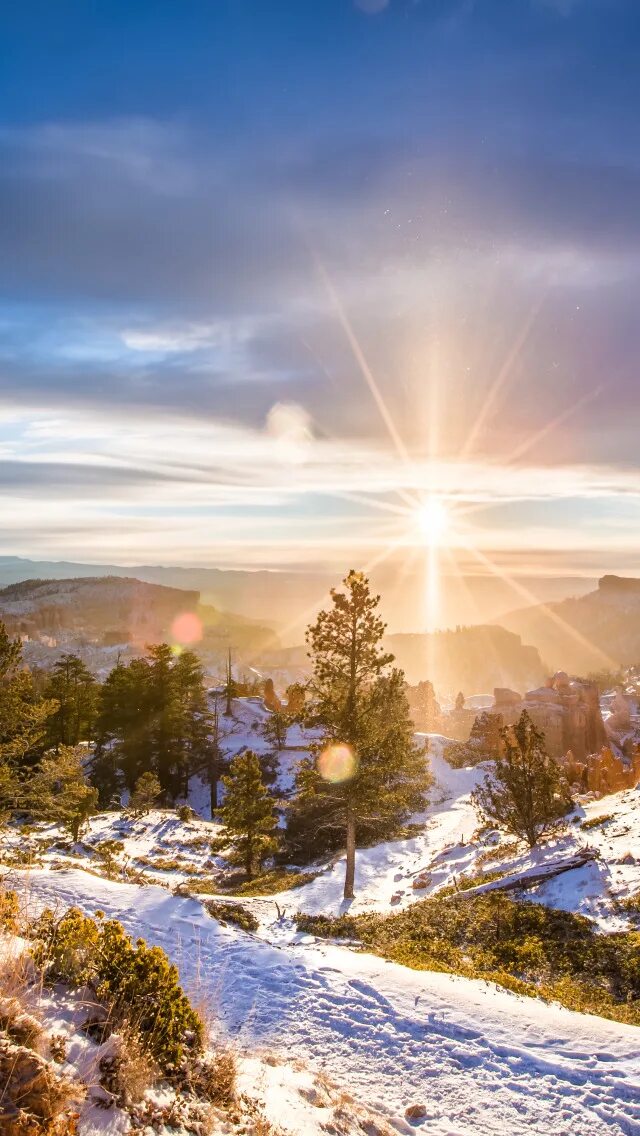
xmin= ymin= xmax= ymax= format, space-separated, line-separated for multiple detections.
xmin=344 ymin=807 xmax=356 ymax=899
xmin=209 ymin=771 xmax=218 ymax=820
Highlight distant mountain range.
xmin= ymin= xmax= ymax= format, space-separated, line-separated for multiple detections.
xmin=3 ymin=559 xmax=637 ymax=691
xmin=497 ymin=575 xmax=640 ymax=675
xmin=0 ymin=556 xmax=595 ymax=641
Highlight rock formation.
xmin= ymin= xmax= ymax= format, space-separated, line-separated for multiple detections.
xmin=493 ymin=672 xmax=607 ymax=761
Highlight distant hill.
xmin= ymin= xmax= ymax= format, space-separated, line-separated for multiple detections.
xmin=386 ymin=624 xmax=545 ymax=694
xmin=0 ymin=576 xmax=277 ymax=662
xmin=266 ymin=623 xmax=545 ymax=697
xmin=498 ymin=574 xmax=640 ymax=674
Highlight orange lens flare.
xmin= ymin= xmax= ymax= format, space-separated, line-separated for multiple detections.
xmin=171 ymin=611 xmax=203 ymax=647
xmin=317 ymin=742 xmax=358 ymax=783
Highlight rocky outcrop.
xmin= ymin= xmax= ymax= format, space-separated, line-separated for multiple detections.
xmin=494 ymin=672 xmax=607 ymax=761
xmin=564 ymin=745 xmax=640 ymax=795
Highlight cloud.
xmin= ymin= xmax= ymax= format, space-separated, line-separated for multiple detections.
xmin=120 ymin=322 xmax=232 ymax=354
xmin=354 ymin=0 xmax=390 ymax=13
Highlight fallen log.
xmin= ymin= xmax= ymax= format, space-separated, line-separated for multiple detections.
xmin=450 ymin=850 xmax=598 ymax=899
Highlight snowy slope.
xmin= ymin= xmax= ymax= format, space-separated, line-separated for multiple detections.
xmin=9 ymin=869 xmax=640 ymax=1136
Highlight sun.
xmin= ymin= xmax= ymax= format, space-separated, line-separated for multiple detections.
xmin=415 ymin=497 xmax=450 ymax=547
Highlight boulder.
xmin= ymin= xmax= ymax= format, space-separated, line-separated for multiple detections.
xmin=493 ymin=688 xmax=521 ymax=706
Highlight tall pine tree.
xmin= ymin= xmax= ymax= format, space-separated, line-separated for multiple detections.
xmin=288 ymin=571 xmax=431 ymax=899
xmin=0 ymin=622 xmax=57 ymax=812
xmin=44 ymin=653 xmax=99 ymax=750
xmin=93 ymin=646 xmax=211 ymax=804
xmin=217 ymin=749 xmax=278 ymax=879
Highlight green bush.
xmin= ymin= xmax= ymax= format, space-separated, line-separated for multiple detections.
xmin=620 ymin=892 xmax=640 ymax=916
xmin=176 ymin=805 xmax=195 ymax=823
xmin=97 ymin=919 xmax=203 ymax=1071
xmin=295 ymin=894 xmax=640 ymax=1026
xmin=31 ymin=907 xmax=203 ymax=1073
xmin=223 ymin=868 xmax=318 ymax=896
xmin=581 ymin=814 xmax=614 ymax=830
xmin=32 ymin=906 xmax=100 ymax=985
xmin=204 ymin=900 xmax=258 ymax=933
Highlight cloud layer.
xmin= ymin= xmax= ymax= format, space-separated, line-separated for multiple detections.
xmin=0 ymin=0 xmax=638 ymax=586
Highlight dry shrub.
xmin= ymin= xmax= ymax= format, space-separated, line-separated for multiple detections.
xmin=187 ymin=1047 xmax=237 ymax=1107
xmin=0 ymin=938 xmax=43 ymax=1052
xmin=0 ymin=1036 xmax=84 ymax=1135
xmin=98 ymin=1026 xmax=158 ymax=1107
xmin=0 ymin=995 xmax=42 ymax=1049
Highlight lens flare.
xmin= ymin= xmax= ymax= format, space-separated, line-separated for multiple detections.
xmin=171 ymin=611 xmax=203 ymax=646
xmin=317 ymin=742 xmax=358 ymax=783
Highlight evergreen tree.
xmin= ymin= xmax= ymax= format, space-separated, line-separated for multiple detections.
xmin=471 ymin=710 xmax=573 ymax=847
xmin=128 ymin=771 xmax=162 ymax=817
xmin=204 ymin=699 xmax=231 ymax=819
xmin=406 ymin=680 xmax=441 ymax=731
xmin=93 ymin=646 xmax=211 ymax=804
xmin=224 ymin=648 xmax=236 ymax=716
xmin=261 ymin=707 xmax=289 ymax=753
xmin=289 ymin=571 xmax=431 ymax=899
xmin=0 ymin=622 xmax=57 ymax=812
xmin=44 ymin=653 xmax=99 ymax=750
xmin=29 ymin=746 xmax=99 ymax=841
xmin=172 ymin=649 xmax=211 ymax=798
xmin=444 ymin=710 xmax=503 ymax=768
xmin=455 ymin=691 xmax=465 ymax=712
xmin=146 ymin=644 xmax=185 ymax=798
xmin=217 ymin=749 xmax=278 ymax=879
xmin=286 ymin=682 xmax=306 ymax=718
xmin=94 ymin=657 xmax=152 ymax=796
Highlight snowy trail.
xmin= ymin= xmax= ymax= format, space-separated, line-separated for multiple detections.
xmin=14 ymin=869 xmax=640 ymax=1136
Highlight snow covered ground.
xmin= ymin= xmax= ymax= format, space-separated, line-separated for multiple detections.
xmin=8 ymin=868 xmax=640 ymax=1136
xmin=3 ymin=719 xmax=640 ymax=1134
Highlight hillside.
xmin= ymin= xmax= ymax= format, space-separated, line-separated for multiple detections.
xmin=3 ymin=722 xmax=640 ymax=1135
xmin=0 ymin=576 xmax=277 ymax=669
xmin=498 ymin=574 xmax=640 ymax=675
xmin=263 ymin=624 xmax=546 ymax=696
xmin=386 ymin=624 xmax=545 ymax=693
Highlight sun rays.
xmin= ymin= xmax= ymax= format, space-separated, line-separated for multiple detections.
xmin=274 ymin=254 xmax=614 ymax=674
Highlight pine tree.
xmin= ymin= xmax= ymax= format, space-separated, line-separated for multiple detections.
xmin=128 ymin=771 xmax=162 ymax=816
xmin=29 ymin=746 xmax=99 ymax=841
xmin=0 ymin=622 xmax=57 ymax=813
xmin=93 ymin=646 xmax=211 ymax=804
xmin=147 ymin=644 xmax=185 ymax=798
xmin=407 ymin=680 xmax=441 ymax=731
xmin=224 ymin=648 xmax=235 ymax=716
xmin=455 ymin=691 xmax=465 ymax=712
xmin=471 ymin=710 xmax=573 ymax=847
xmin=286 ymin=683 xmax=305 ymax=718
xmin=94 ymin=657 xmax=152 ymax=796
xmin=289 ymin=571 xmax=431 ymax=899
xmin=173 ymin=649 xmax=211 ymax=798
xmin=217 ymin=750 xmax=278 ymax=879
xmin=44 ymin=653 xmax=99 ymax=750
xmin=261 ymin=707 xmax=289 ymax=753
xmin=204 ymin=698 xmax=231 ymax=819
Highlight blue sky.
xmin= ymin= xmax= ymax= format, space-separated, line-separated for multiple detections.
xmin=0 ymin=0 xmax=639 ymax=590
